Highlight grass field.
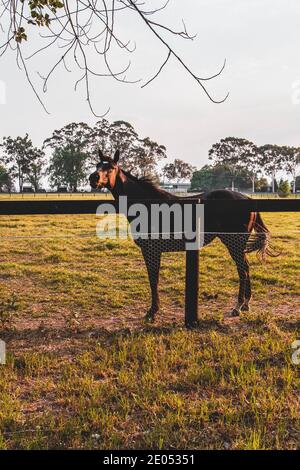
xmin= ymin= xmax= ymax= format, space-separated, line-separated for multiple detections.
xmin=0 ymin=192 xmax=112 ymax=201
xmin=0 ymin=191 xmax=298 ymax=201
xmin=0 ymin=208 xmax=299 ymax=450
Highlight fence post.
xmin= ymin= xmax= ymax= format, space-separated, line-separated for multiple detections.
xmin=185 ymin=250 xmax=199 ymax=327
xmin=184 ymin=200 xmax=200 ymax=327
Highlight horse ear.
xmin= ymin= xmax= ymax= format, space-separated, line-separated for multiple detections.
xmin=114 ymin=149 xmax=120 ymax=163
xmin=98 ymin=149 xmax=105 ymax=161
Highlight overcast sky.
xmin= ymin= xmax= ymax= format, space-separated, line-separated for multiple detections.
xmin=0 ymin=0 xmax=300 ymax=169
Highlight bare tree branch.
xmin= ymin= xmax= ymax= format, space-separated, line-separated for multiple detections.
xmin=0 ymin=0 xmax=228 ymax=114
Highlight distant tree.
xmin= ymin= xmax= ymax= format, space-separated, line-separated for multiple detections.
xmin=277 ymin=180 xmax=291 ymax=198
xmin=0 ymin=165 xmax=13 ymax=192
xmin=106 ymin=121 xmax=140 ymax=162
xmin=44 ymin=120 xmax=168 ymax=180
xmin=295 ymin=175 xmax=300 ymax=191
xmin=281 ymin=146 xmax=300 ymax=193
xmin=255 ymin=177 xmax=269 ymax=193
xmin=90 ymin=120 xmax=138 ymax=167
xmin=90 ymin=119 xmax=111 ymax=157
xmin=162 ymin=159 xmax=195 ymax=182
xmin=162 ymin=163 xmax=176 ymax=182
xmin=191 ymin=165 xmax=217 ymax=191
xmin=1 ymin=134 xmax=45 ymax=192
xmin=209 ymin=137 xmax=256 ymax=191
xmin=191 ymin=164 xmax=252 ymax=192
xmin=44 ymin=122 xmax=93 ymax=155
xmin=130 ymin=137 xmax=167 ymax=177
xmin=27 ymin=156 xmax=45 ymax=191
xmin=257 ymin=145 xmax=285 ymax=193
xmin=48 ymin=145 xmax=88 ymax=192
xmin=190 ymin=165 xmax=214 ymax=191
xmin=91 ymin=120 xmax=167 ymax=177
xmin=241 ymin=143 xmax=262 ymax=192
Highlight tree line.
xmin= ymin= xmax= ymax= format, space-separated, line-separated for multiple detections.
xmin=193 ymin=137 xmax=300 ymax=193
xmin=0 ymin=120 xmax=194 ymax=192
xmin=0 ymin=129 xmax=299 ymax=193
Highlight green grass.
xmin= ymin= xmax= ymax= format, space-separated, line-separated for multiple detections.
xmin=0 ymin=191 xmax=298 ymax=201
xmin=0 ymin=209 xmax=299 ymax=450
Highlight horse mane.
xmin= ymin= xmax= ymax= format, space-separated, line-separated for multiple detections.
xmin=121 ymin=170 xmax=155 ymax=186
xmin=121 ymin=170 xmax=174 ymax=198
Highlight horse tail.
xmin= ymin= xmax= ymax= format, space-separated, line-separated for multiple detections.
xmin=245 ymin=212 xmax=279 ymax=260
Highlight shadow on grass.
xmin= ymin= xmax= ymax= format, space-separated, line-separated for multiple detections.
xmin=0 ymin=318 xmax=230 ymax=348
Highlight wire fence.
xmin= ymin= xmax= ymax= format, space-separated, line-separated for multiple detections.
xmin=0 ymin=198 xmax=299 ymax=325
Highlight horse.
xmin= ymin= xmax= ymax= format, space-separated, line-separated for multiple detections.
xmin=89 ymin=150 xmax=274 ymax=321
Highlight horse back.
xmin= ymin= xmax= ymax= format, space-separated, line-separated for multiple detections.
xmin=201 ymin=189 xmax=249 ymax=201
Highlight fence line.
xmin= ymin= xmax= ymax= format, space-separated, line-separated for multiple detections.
xmin=0 ymin=191 xmax=299 ymax=199
xmin=0 ymin=198 xmax=299 ymax=215
xmin=0 ymin=197 xmax=299 ymax=328
xmin=0 ymin=230 xmax=299 ymax=241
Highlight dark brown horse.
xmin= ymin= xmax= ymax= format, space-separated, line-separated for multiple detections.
xmin=89 ymin=150 xmax=274 ymax=320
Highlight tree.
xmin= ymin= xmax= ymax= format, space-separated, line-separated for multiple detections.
xmin=90 ymin=119 xmax=111 ymax=157
xmin=98 ymin=120 xmax=140 ymax=168
xmin=0 ymin=134 xmax=45 ymax=192
xmin=44 ymin=119 xmax=167 ymax=179
xmin=191 ymin=165 xmax=220 ymax=191
xmin=48 ymin=145 xmax=88 ymax=191
xmin=191 ymin=164 xmax=252 ymax=192
xmin=255 ymin=177 xmax=269 ymax=193
xmin=277 ymin=180 xmax=291 ymax=198
xmin=241 ymin=143 xmax=262 ymax=193
xmin=27 ymin=156 xmax=45 ymax=191
xmin=91 ymin=120 xmax=167 ymax=177
xmin=162 ymin=159 xmax=195 ymax=182
xmin=257 ymin=145 xmax=285 ymax=193
xmin=0 ymin=1 xmax=227 ymax=114
xmin=0 ymin=165 xmax=13 ymax=192
xmin=44 ymin=122 xmax=93 ymax=154
xmin=130 ymin=137 xmax=167 ymax=177
xmin=209 ymin=137 xmax=256 ymax=191
xmin=281 ymin=146 xmax=300 ymax=194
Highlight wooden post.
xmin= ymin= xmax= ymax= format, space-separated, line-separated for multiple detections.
xmin=185 ymin=249 xmax=199 ymax=327
xmin=184 ymin=200 xmax=201 ymax=328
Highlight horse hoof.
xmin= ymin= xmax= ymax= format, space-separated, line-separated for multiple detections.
xmin=230 ymin=308 xmax=240 ymax=317
xmin=144 ymin=311 xmax=157 ymax=323
xmin=241 ymin=304 xmax=251 ymax=312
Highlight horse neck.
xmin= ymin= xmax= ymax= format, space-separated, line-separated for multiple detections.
xmin=110 ymin=170 xmax=172 ymax=200
xmin=109 ymin=170 xmax=139 ymax=200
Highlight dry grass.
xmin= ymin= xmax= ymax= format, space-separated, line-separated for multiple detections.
xmin=0 ymin=209 xmax=299 ymax=450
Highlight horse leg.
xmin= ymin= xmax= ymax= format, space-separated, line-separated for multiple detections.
xmin=240 ymin=259 xmax=251 ymax=312
xmin=221 ymin=236 xmax=251 ymax=317
xmin=232 ymin=253 xmax=251 ymax=316
xmin=141 ymin=247 xmax=161 ymax=321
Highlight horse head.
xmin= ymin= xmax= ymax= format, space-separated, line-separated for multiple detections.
xmin=89 ymin=149 xmax=120 ymax=190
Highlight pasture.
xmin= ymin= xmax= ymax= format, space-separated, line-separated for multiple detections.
xmin=0 ymin=209 xmax=299 ymax=450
